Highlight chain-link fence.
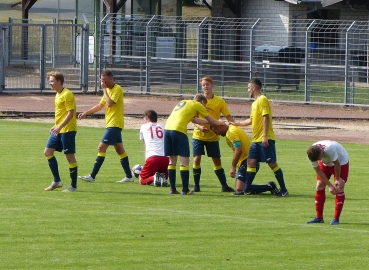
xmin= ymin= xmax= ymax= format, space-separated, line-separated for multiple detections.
xmin=1 ymin=15 xmax=369 ymax=106
xmin=98 ymin=15 xmax=369 ymax=105
xmin=0 ymin=21 xmax=90 ymax=92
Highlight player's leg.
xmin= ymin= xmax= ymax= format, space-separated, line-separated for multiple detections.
xmin=44 ymin=133 xmax=63 ymax=190
xmin=307 ymin=162 xmax=331 ymax=224
xmin=115 ymin=142 xmax=133 ymax=181
xmin=138 ymin=156 xmax=157 ymax=185
xmin=164 ymin=130 xmax=179 ymax=194
xmin=264 ymin=140 xmax=288 ymax=196
xmin=244 ymin=143 xmax=259 ymax=194
xmin=62 ymin=131 xmax=78 ymax=191
xmin=180 ymin=156 xmax=191 ymax=195
xmin=192 ymin=139 xmax=204 ymax=192
xmin=331 ymin=162 xmax=349 ymax=225
xmin=207 ymin=141 xmax=234 ymax=192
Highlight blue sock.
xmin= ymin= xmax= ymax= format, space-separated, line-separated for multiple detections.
xmin=47 ymin=156 xmax=61 ymax=182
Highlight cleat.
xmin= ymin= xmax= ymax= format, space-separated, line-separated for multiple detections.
xmin=330 ymin=218 xmax=340 ymax=225
xmin=221 ymin=186 xmax=235 ymax=192
xmin=275 ymin=189 xmax=289 ymax=197
xmin=44 ymin=181 xmax=63 ymax=191
xmin=233 ymin=191 xmax=245 ymax=195
xmin=62 ymin=185 xmax=77 ymax=192
xmin=153 ymin=172 xmax=161 ymax=187
xmin=169 ymin=189 xmax=180 ymax=194
xmin=306 ymin=217 xmax=324 ymax=224
xmin=192 ymin=186 xmax=200 ymax=192
xmin=116 ymin=177 xmax=134 ymax=183
xmin=181 ymin=190 xmax=194 ymax=195
xmin=268 ymin=181 xmax=279 ymax=195
xmin=160 ymin=173 xmax=169 ymax=187
xmin=79 ymin=174 xmax=95 ymax=183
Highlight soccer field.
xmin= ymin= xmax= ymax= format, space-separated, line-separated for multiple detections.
xmin=1 ymin=120 xmax=368 ymax=269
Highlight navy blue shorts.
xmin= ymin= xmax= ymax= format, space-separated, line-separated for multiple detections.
xmin=164 ymin=130 xmax=190 ymax=157
xmin=236 ymin=159 xmax=260 ymax=183
xmin=192 ymin=139 xmax=221 ymax=158
xmin=46 ymin=131 xmax=76 ymax=154
xmin=101 ymin=127 xmax=122 ymax=145
xmin=248 ymin=140 xmax=277 ymax=163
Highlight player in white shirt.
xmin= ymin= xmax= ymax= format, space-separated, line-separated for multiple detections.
xmin=138 ymin=110 xmax=169 ymax=186
xmin=306 ymin=140 xmax=349 ymax=225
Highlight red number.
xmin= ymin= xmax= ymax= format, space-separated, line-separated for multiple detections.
xmin=149 ymin=126 xmax=163 ymax=139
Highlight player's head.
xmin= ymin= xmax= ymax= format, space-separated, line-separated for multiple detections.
xmin=100 ymin=69 xmax=114 ymax=88
xmin=210 ymin=124 xmax=228 ymax=136
xmin=194 ymin=94 xmax=208 ymax=107
xmin=248 ymin=78 xmax=262 ymax=98
xmin=307 ymin=145 xmax=323 ymax=161
xmin=200 ymin=76 xmax=214 ymax=94
xmin=47 ymin=71 xmax=64 ymax=90
xmin=143 ymin=109 xmax=158 ymax=123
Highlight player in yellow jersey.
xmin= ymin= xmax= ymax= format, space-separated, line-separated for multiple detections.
xmin=210 ymin=123 xmax=279 ymax=195
xmin=164 ymin=94 xmax=225 ymax=195
xmin=78 ymin=69 xmax=133 ymax=183
xmin=231 ymin=78 xmax=288 ymax=196
xmin=44 ymin=71 xmax=78 ymax=192
xmin=192 ymin=77 xmax=235 ymax=192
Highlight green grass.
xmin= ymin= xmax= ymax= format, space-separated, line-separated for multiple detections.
xmin=1 ymin=120 xmax=369 ymax=269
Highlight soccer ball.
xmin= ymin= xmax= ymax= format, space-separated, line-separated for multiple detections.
xmin=131 ymin=164 xmax=143 ymax=178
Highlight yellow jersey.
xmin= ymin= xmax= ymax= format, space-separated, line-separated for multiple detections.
xmin=225 ymin=125 xmax=251 ymax=167
xmin=250 ymin=95 xmax=275 ymax=142
xmin=54 ymin=88 xmax=77 ymax=133
xmin=193 ymin=95 xmax=231 ymax=142
xmin=165 ymin=99 xmax=209 ymax=135
xmin=100 ymin=84 xmax=124 ymax=128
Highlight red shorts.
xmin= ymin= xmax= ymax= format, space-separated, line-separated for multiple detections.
xmin=316 ymin=161 xmax=349 ymax=182
xmin=140 ymin=155 xmax=169 ymax=182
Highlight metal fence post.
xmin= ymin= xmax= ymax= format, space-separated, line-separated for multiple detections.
xmin=0 ymin=24 xmax=5 ymax=92
xmin=82 ymin=23 xmax=89 ymax=92
xmin=345 ymin=21 xmax=356 ymax=105
xmin=249 ymin=19 xmax=259 ymax=80
xmin=305 ymin=20 xmax=316 ymax=103
xmin=197 ymin=17 xmax=208 ymax=94
xmin=146 ymin=15 xmax=156 ymax=94
xmin=40 ymin=24 xmax=46 ymax=91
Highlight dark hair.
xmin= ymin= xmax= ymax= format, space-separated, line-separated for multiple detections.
xmin=143 ymin=109 xmax=158 ymax=122
xmin=307 ymin=145 xmax=322 ymax=161
xmin=47 ymin=71 xmax=64 ymax=85
xmin=249 ymin=78 xmax=262 ymax=89
xmin=101 ymin=69 xmax=113 ymax=78
xmin=193 ymin=93 xmax=207 ymax=104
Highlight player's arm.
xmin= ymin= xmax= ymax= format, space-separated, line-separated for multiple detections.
xmin=102 ymin=88 xmax=115 ymax=107
xmin=314 ymin=166 xmax=336 ymax=194
xmin=230 ymin=118 xmax=252 ymax=126
xmin=262 ymin=114 xmax=269 ymax=146
xmin=192 ymin=117 xmax=209 ymax=125
xmin=78 ymin=104 xmax=104 ymax=119
xmin=204 ymin=115 xmax=225 ymax=126
xmin=51 ymin=109 xmax=74 ymax=135
xmin=332 ymin=159 xmax=345 ymax=188
xmin=230 ymin=144 xmax=242 ymax=178
xmin=225 ymin=114 xmax=235 ymax=123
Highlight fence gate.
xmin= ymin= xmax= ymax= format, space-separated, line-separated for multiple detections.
xmin=0 ymin=22 xmax=89 ymax=92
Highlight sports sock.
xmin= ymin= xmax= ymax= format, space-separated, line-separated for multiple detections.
xmin=334 ymin=192 xmax=345 ymax=219
xmin=272 ymin=165 xmax=287 ymax=191
xmin=180 ymin=165 xmax=190 ymax=193
xmin=168 ymin=165 xmax=176 ymax=190
xmin=47 ymin=156 xmax=61 ymax=182
xmin=193 ymin=165 xmax=201 ymax=188
xmin=214 ymin=166 xmax=227 ymax=188
xmin=315 ymin=190 xmax=326 ymax=219
xmin=244 ymin=167 xmax=256 ymax=193
xmin=91 ymin=152 xmax=105 ymax=179
xmin=119 ymin=152 xmax=133 ymax=178
xmin=69 ymin=162 xmax=78 ymax=188
xmin=250 ymin=184 xmax=270 ymax=194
